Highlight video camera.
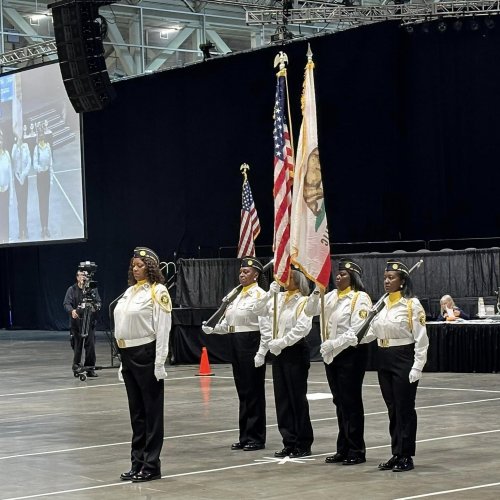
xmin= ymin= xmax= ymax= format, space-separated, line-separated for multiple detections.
xmin=78 ymin=261 xmax=100 ymax=309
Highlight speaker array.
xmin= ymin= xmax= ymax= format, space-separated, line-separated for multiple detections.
xmin=50 ymin=0 xmax=116 ymax=113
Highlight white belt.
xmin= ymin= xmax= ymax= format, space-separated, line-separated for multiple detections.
xmin=228 ymin=325 xmax=255 ymax=333
xmin=378 ymin=338 xmax=415 ymax=348
xmin=116 ymin=335 xmax=155 ymax=348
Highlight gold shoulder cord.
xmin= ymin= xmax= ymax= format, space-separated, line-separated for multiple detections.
xmin=407 ymin=299 xmax=413 ymax=332
xmin=350 ymin=292 xmax=360 ymax=314
xmin=296 ymin=296 xmax=307 ymax=319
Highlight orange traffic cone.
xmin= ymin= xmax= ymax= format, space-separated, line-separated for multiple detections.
xmin=196 ymin=346 xmax=214 ymax=376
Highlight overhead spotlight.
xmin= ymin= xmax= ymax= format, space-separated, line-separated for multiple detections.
xmin=437 ymin=20 xmax=447 ymax=33
xmin=421 ymin=21 xmax=430 ymax=34
xmin=453 ymin=18 xmax=463 ymax=32
xmin=469 ymin=18 xmax=479 ymax=31
xmin=484 ymin=17 xmax=495 ymax=30
xmin=405 ymin=24 xmax=414 ymax=34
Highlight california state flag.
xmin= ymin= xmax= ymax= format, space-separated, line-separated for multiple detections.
xmin=290 ymin=46 xmax=331 ymax=290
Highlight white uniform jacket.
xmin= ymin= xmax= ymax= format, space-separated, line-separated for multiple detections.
xmin=114 ymin=282 xmax=172 ymax=365
xmin=212 ymin=283 xmax=272 ymax=354
xmin=253 ymin=290 xmax=312 ymax=351
xmin=305 ymin=289 xmax=372 ymax=340
xmin=366 ymin=296 xmax=429 ymax=371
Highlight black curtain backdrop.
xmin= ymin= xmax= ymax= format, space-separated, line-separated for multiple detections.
xmin=1 ymin=20 xmax=500 ymax=330
xmin=175 ymin=249 xmax=500 ymax=318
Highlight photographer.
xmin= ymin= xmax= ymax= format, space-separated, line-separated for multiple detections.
xmin=63 ymin=264 xmax=101 ymax=377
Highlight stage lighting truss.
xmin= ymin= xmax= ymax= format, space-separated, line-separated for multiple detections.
xmin=245 ymin=0 xmax=500 ymax=30
xmin=0 ymin=40 xmax=58 ymax=66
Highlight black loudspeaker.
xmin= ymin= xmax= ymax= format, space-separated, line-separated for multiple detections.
xmin=49 ymin=0 xmax=116 ymax=113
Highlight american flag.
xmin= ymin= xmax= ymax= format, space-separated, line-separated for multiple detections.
xmin=273 ymin=72 xmax=294 ymax=286
xmin=237 ymin=173 xmax=261 ymax=258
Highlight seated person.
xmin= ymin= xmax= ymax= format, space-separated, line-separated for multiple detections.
xmin=437 ymin=295 xmax=470 ymax=321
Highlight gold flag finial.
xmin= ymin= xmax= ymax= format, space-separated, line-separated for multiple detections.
xmin=307 ymin=43 xmax=313 ymax=61
xmin=274 ymin=51 xmax=289 ymax=75
xmin=240 ymin=163 xmax=250 ymax=180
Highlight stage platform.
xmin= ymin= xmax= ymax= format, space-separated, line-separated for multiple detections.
xmin=1 ymin=329 xmax=500 ymax=499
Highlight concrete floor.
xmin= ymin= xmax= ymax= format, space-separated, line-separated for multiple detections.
xmin=1 ymin=330 xmax=500 ymax=500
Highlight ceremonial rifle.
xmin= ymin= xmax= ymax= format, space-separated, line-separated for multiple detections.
xmin=356 ymin=259 xmax=424 ymax=343
xmin=203 ymin=259 xmax=274 ymax=328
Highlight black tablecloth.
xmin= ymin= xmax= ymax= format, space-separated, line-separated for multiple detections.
xmin=170 ymin=309 xmax=500 ymax=373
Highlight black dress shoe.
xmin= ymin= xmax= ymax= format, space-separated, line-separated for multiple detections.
xmin=274 ymin=446 xmax=294 ymax=458
xmin=392 ymin=456 xmax=414 ymax=472
xmin=290 ymin=448 xmax=311 ymax=458
xmin=243 ymin=442 xmax=265 ymax=451
xmin=231 ymin=442 xmax=244 ymax=450
xmin=131 ymin=471 xmax=162 ymax=482
xmin=378 ymin=455 xmax=399 ymax=470
xmin=325 ymin=452 xmax=346 ymax=464
xmin=120 ymin=469 xmax=139 ymax=481
xmin=86 ymin=371 xmax=98 ymax=377
xmin=342 ymin=456 xmax=366 ymax=465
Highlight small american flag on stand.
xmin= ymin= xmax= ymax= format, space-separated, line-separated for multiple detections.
xmin=237 ymin=164 xmax=261 ymax=258
xmin=273 ymin=52 xmax=294 ymax=286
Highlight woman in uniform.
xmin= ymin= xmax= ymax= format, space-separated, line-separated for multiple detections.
xmin=114 ymin=247 xmax=172 ymax=482
xmin=305 ymin=258 xmax=372 ymax=465
xmin=365 ymin=260 xmax=428 ymax=472
xmin=254 ymin=268 xmax=314 ymax=458
xmin=33 ymin=130 xmax=53 ymax=239
xmin=202 ymin=256 xmax=271 ymax=451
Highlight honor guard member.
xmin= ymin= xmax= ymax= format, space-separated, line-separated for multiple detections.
xmin=253 ymin=268 xmax=314 ymax=458
xmin=305 ymin=258 xmax=372 ymax=465
xmin=202 ymin=257 xmax=271 ymax=451
xmin=114 ymin=247 xmax=172 ymax=482
xmin=364 ymin=260 xmax=428 ymax=472
xmin=0 ymin=129 xmax=12 ymax=244
xmin=33 ymin=130 xmax=53 ymax=239
xmin=11 ymin=132 xmax=32 ymax=240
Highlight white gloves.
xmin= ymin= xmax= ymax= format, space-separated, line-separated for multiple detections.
xmin=269 ymin=338 xmax=286 ymax=356
xmin=320 ymin=332 xmax=358 ymax=364
xmin=202 ymin=323 xmax=214 ymax=334
xmin=319 ymin=339 xmax=335 ymax=357
xmin=118 ymin=363 xmax=124 ymax=382
xmin=269 ymin=281 xmax=281 ymax=295
xmin=409 ymin=368 xmax=422 ymax=383
xmin=154 ymin=364 xmax=168 ymax=380
xmin=254 ymin=353 xmax=266 ymax=367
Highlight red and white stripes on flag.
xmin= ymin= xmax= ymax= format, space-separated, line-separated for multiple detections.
xmin=273 ymin=67 xmax=294 ymax=286
xmin=237 ymin=170 xmax=261 ymax=258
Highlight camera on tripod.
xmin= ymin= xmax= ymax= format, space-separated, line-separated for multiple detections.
xmin=78 ymin=261 xmax=100 ymax=309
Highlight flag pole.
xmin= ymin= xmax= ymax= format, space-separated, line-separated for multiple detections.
xmin=272 ymin=51 xmax=289 ymax=341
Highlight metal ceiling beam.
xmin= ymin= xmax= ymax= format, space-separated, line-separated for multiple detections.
xmin=103 ymin=12 xmax=137 ymax=75
xmin=145 ymin=26 xmax=195 ymax=71
xmin=246 ymin=1 xmax=500 ymax=26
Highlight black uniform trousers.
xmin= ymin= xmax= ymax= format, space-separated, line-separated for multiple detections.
xmin=120 ymin=341 xmax=164 ymax=474
xmin=377 ymin=344 xmax=418 ymax=457
xmin=36 ymin=170 xmax=50 ymax=231
xmin=14 ymin=177 xmax=28 ymax=237
xmin=325 ymin=343 xmax=368 ymax=459
xmin=0 ymin=190 xmax=8 ymax=243
xmin=272 ymin=339 xmax=314 ymax=451
xmin=229 ymin=330 xmax=266 ymax=446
